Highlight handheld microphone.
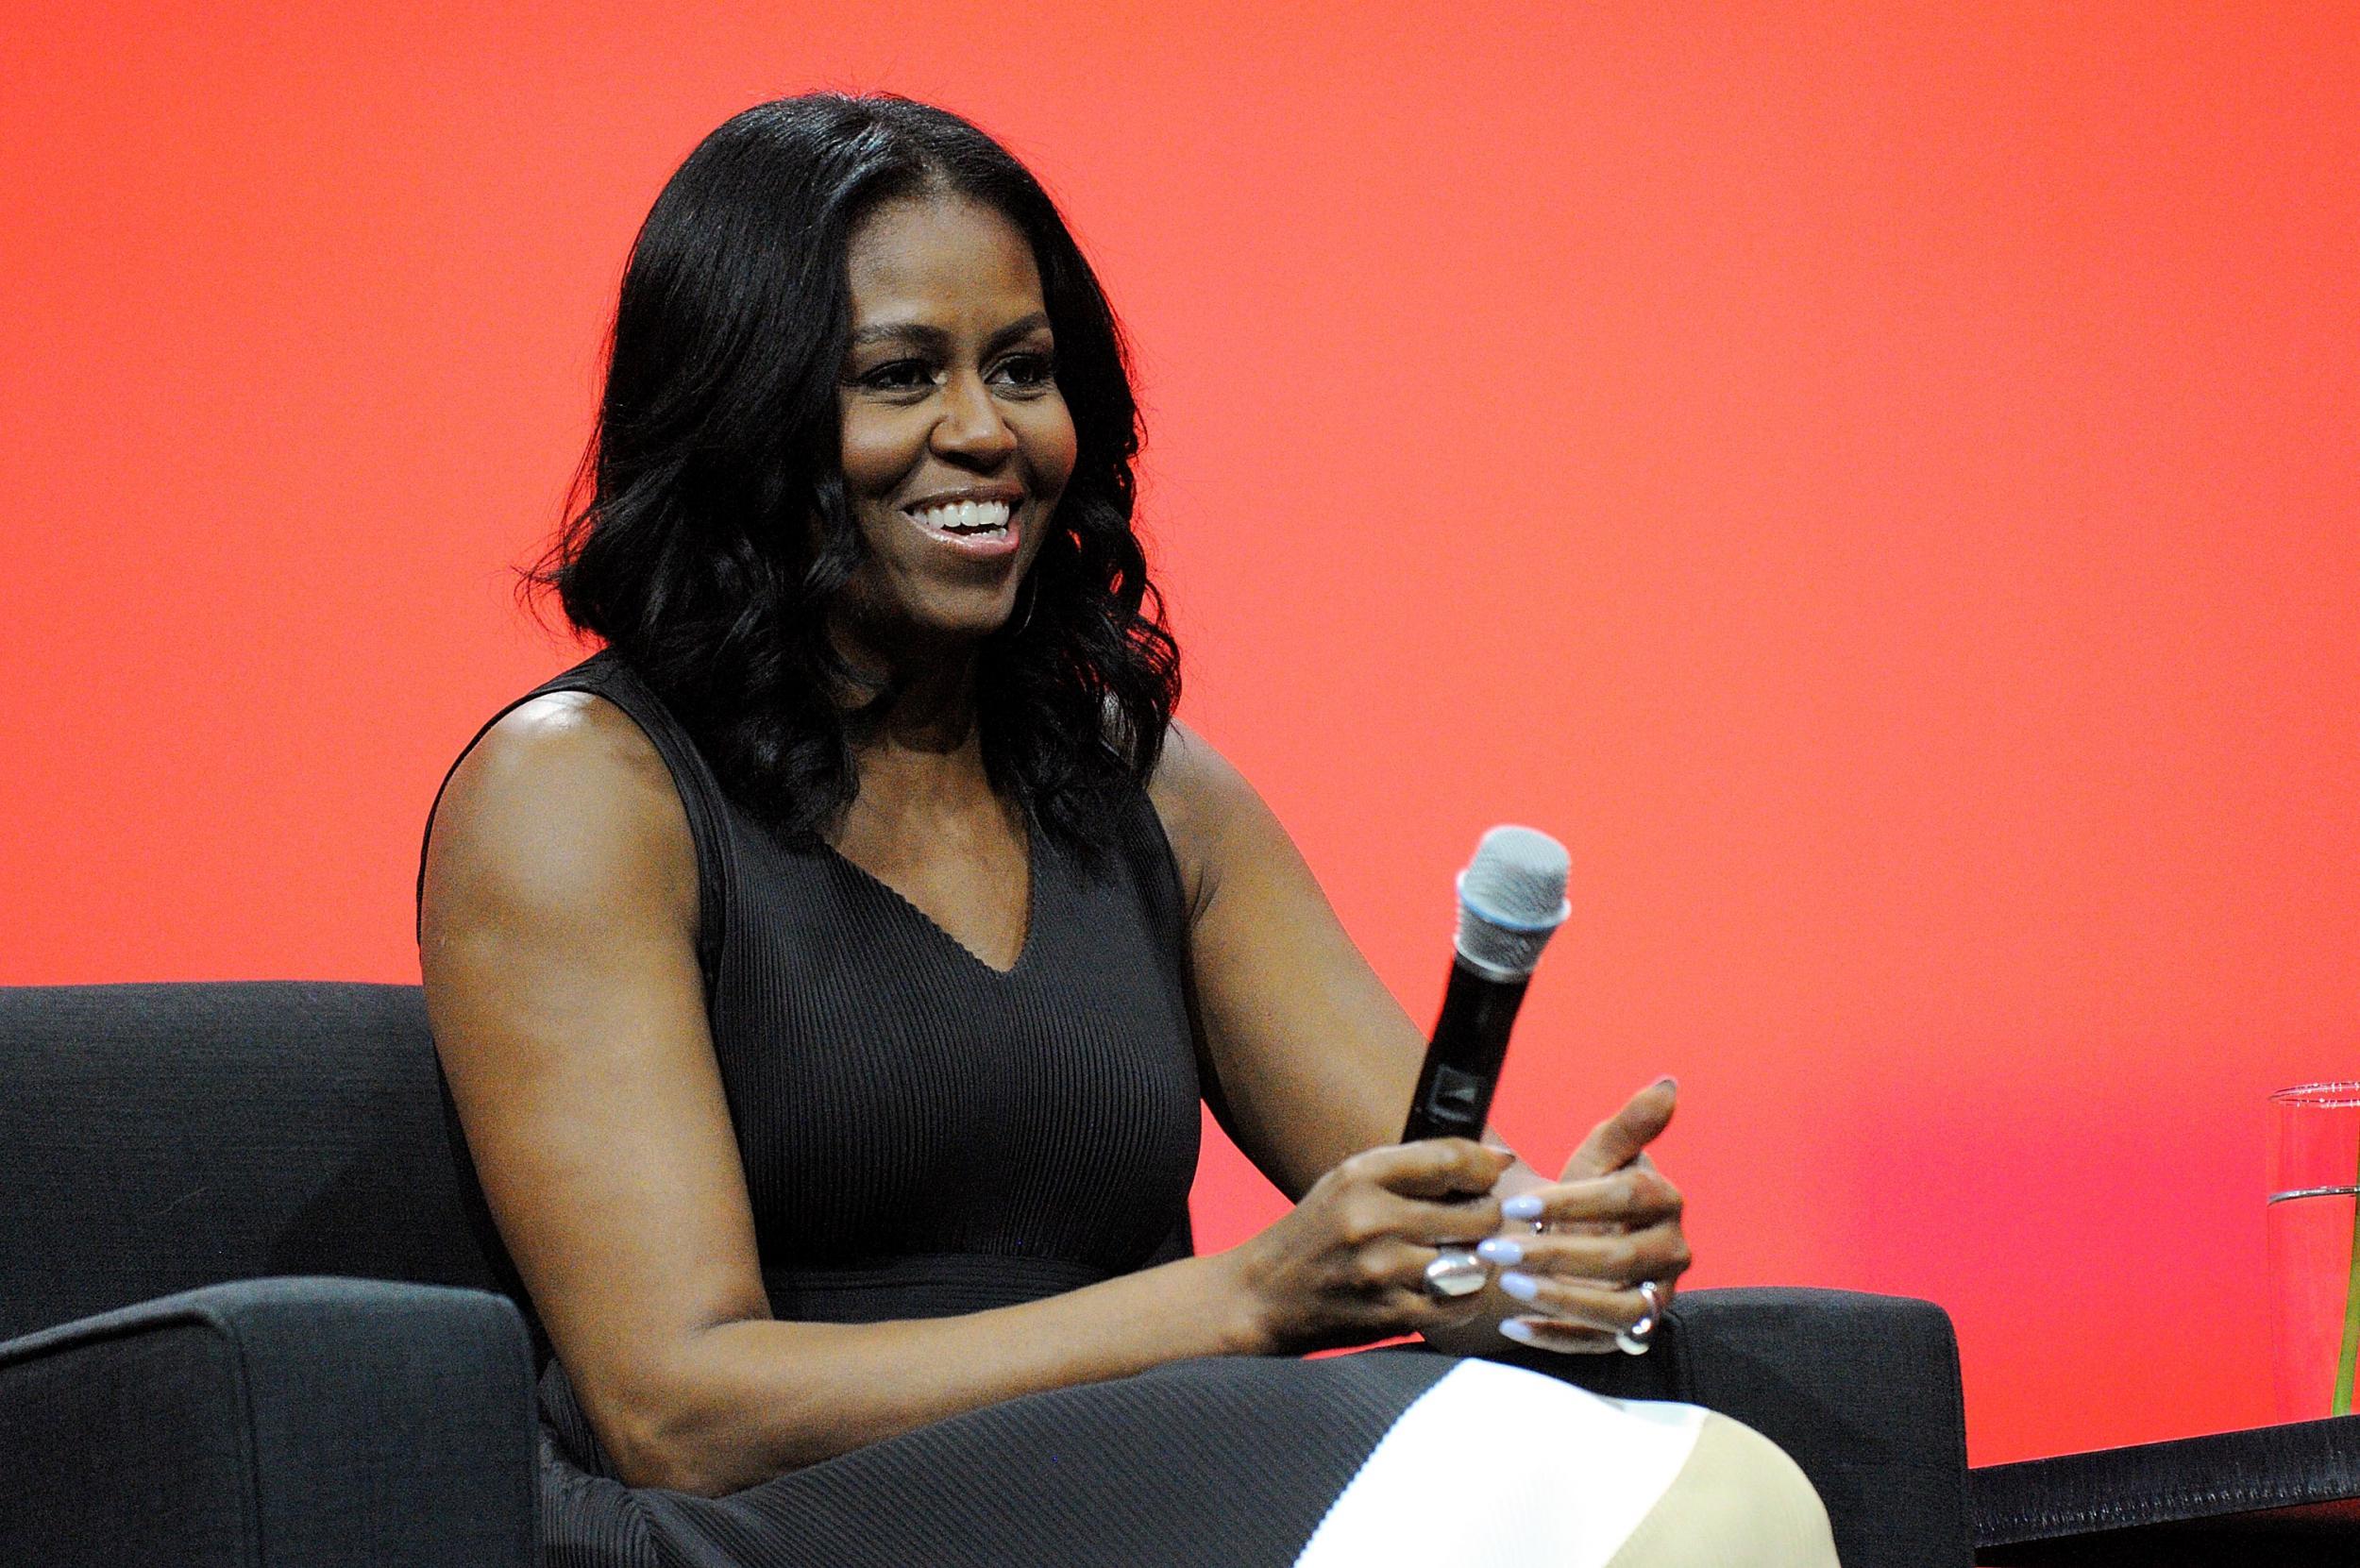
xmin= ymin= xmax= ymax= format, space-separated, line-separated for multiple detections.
xmin=1401 ymin=825 xmax=1572 ymax=1145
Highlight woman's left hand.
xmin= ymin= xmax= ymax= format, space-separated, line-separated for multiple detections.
xmin=1474 ymin=1077 xmax=1691 ymax=1354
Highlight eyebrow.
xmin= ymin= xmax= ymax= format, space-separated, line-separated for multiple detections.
xmin=848 ymin=311 xmax=1053 ymax=353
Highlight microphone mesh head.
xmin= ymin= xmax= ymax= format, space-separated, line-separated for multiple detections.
xmin=1455 ymin=825 xmax=1571 ymax=979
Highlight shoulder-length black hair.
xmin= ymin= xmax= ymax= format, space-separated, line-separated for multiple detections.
xmin=529 ymin=93 xmax=1180 ymax=852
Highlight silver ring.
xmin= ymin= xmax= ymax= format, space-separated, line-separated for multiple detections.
xmin=1614 ymin=1280 xmax=1661 ymax=1356
xmin=1423 ymin=1248 xmax=1488 ymax=1301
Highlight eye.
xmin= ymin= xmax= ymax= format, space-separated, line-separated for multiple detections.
xmin=992 ymin=351 xmax=1056 ymax=391
xmin=858 ymin=359 xmax=936 ymax=392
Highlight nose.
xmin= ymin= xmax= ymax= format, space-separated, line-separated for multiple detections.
xmin=930 ymin=367 xmax=1019 ymax=464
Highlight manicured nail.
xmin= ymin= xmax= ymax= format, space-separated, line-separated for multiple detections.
xmin=1498 ymin=1271 xmax=1541 ymax=1302
xmin=1502 ymin=1194 xmax=1544 ymax=1221
xmin=1498 ymin=1318 xmax=1539 ymax=1345
xmin=1475 ymin=1237 xmax=1525 ymax=1266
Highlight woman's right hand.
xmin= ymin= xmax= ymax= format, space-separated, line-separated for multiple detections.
xmin=1223 ymin=1138 xmax=1514 ymax=1354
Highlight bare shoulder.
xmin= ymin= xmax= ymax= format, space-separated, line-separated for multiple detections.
xmin=1145 ymin=717 xmax=1254 ymax=823
xmin=1138 ymin=717 xmax=1419 ymax=1194
xmin=422 ymin=689 xmax=698 ymax=952
xmin=1145 ymin=718 xmax=1285 ymax=921
xmin=417 ymin=689 xmax=761 ymax=1486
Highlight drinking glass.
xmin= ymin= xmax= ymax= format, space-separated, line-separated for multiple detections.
xmin=2268 ymin=1083 xmax=2360 ymax=1423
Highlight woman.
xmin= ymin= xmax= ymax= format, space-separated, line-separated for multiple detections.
xmin=416 ymin=93 xmax=1836 ymax=1568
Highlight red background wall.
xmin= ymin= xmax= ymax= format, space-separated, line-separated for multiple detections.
xmin=5 ymin=3 xmax=2354 ymax=1466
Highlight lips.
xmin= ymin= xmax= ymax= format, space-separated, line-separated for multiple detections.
xmin=901 ymin=497 xmax=1021 ymax=559
xmin=905 ymin=497 xmax=1012 ymax=535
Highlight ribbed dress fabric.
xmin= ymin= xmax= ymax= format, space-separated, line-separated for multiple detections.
xmin=415 ymin=650 xmax=1474 ymax=1568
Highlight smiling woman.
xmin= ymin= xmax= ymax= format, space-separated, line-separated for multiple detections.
xmin=523 ymin=95 xmax=1175 ymax=860
xmin=832 ymin=196 xmax=1074 ymax=660
xmin=414 ymin=93 xmax=1833 ymax=1568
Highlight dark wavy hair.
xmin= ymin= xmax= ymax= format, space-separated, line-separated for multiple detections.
xmin=527 ymin=93 xmax=1180 ymax=852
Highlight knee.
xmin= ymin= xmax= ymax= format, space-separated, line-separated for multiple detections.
xmin=1711 ymin=1417 xmax=1838 ymax=1567
xmin=1608 ymin=1413 xmax=1838 ymax=1568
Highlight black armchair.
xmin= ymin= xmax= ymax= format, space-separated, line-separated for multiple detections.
xmin=0 ymin=982 xmax=1975 ymax=1566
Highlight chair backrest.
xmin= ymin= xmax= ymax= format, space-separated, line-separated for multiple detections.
xmin=0 ymin=981 xmax=515 ymax=1344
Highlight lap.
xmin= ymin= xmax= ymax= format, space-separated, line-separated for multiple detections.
xmin=534 ymin=1347 xmax=1725 ymax=1568
xmin=1296 ymin=1357 xmax=1711 ymax=1568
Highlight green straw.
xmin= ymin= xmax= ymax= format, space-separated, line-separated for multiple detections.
xmin=2336 ymin=1140 xmax=2360 ymax=1416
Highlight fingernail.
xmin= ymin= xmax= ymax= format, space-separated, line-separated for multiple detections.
xmin=1654 ymin=1075 xmax=1677 ymax=1091
xmin=1498 ymin=1271 xmax=1541 ymax=1302
xmin=1475 ymin=1237 xmax=1524 ymax=1266
xmin=1498 ymin=1318 xmax=1539 ymax=1345
xmin=1502 ymin=1194 xmax=1544 ymax=1221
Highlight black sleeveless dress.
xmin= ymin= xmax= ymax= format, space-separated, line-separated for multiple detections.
xmin=415 ymin=651 xmax=1461 ymax=1568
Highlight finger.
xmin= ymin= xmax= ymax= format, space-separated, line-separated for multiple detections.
xmin=1365 ymin=1237 xmax=1519 ymax=1305
xmin=1498 ymin=1316 xmax=1620 ymax=1355
xmin=1391 ymin=1193 xmax=1509 ymax=1245
xmin=1360 ymin=1138 xmax=1515 ymax=1199
xmin=1366 ymin=1245 xmax=1503 ymax=1333
xmin=1492 ymin=1273 xmax=1658 ymax=1336
xmin=1357 ymin=1236 xmax=1443 ymax=1293
xmin=1387 ymin=1283 xmax=1493 ymax=1335
xmin=1480 ymin=1223 xmax=1690 ymax=1288
xmin=1561 ymin=1077 xmax=1677 ymax=1180
xmin=1509 ymin=1167 xmax=1685 ymax=1229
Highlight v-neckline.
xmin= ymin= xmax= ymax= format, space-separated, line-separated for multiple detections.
xmin=820 ymin=811 xmax=1041 ymax=980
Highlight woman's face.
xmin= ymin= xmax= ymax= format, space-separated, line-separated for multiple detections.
xmin=831 ymin=193 xmax=1076 ymax=665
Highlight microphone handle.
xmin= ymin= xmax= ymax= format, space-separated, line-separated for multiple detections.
xmin=1400 ymin=957 xmax=1531 ymax=1143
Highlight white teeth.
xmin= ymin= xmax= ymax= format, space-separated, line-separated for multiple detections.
xmin=906 ymin=498 xmax=1013 ymax=534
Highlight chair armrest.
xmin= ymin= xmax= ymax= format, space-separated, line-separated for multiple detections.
xmin=1970 ymin=1415 xmax=2360 ymax=1562
xmin=1505 ymin=1286 xmax=1972 ymax=1568
xmin=0 ymin=1276 xmax=536 ymax=1568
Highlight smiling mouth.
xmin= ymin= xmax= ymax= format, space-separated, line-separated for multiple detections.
xmin=902 ymin=497 xmax=1015 ymax=539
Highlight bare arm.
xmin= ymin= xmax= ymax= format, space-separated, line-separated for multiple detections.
xmin=1147 ymin=717 xmax=1680 ymax=1350
xmin=420 ymin=694 xmax=1261 ymax=1497
xmin=1145 ymin=718 xmax=1559 ymax=1189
